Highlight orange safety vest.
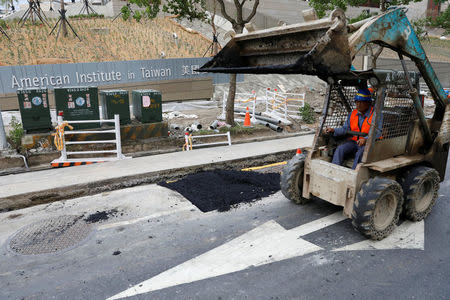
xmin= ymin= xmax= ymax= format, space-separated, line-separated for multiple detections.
xmin=349 ymin=108 xmax=374 ymax=141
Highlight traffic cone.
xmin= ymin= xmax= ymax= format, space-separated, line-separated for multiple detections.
xmin=296 ymin=148 xmax=302 ymax=156
xmin=244 ymin=106 xmax=251 ymax=127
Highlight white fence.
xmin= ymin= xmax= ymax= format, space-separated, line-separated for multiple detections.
xmin=183 ymin=131 xmax=231 ymax=151
xmin=264 ymin=89 xmax=305 ymax=123
xmin=52 ymin=114 xmax=129 ymax=164
xmin=219 ymin=91 xmax=257 ymax=122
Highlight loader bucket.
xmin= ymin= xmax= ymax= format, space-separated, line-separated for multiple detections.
xmin=199 ymin=9 xmax=352 ymax=79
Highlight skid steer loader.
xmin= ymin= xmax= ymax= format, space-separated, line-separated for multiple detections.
xmin=199 ymin=7 xmax=450 ymax=240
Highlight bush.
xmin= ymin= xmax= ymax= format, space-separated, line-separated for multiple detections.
xmin=411 ymin=18 xmax=428 ymax=40
xmin=6 ymin=116 xmax=25 ymax=153
xmin=69 ymin=13 xmax=104 ymax=19
xmin=348 ymin=10 xmax=378 ymax=24
xmin=427 ymin=6 xmax=450 ymax=34
xmin=299 ymin=103 xmax=316 ymax=124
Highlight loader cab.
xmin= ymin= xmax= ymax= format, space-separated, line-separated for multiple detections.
xmin=313 ymin=69 xmax=422 ymax=169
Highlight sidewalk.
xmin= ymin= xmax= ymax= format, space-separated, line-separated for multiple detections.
xmin=0 ymin=134 xmax=314 ymax=212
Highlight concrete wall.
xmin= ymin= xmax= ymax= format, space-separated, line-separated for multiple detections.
xmin=0 ymin=77 xmax=213 ymax=111
xmin=353 ymin=56 xmax=450 ymax=88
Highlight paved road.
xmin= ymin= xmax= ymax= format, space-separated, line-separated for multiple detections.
xmin=0 ymin=159 xmax=449 ymax=299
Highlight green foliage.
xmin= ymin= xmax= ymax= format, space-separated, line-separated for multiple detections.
xmin=0 ymin=19 xmax=7 ymax=29
xmin=121 ymin=5 xmax=131 ymax=21
xmin=133 ymin=10 xmax=142 ymax=22
xmin=308 ymin=0 xmax=368 ymax=18
xmin=308 ymin=0 xmax=422 ymax=19
xmin=69 ymin=13 xmax=104 ymax=19
xmin=126 ymin=0 xmax=161 ymax=19
xmin=6 ymin=116 xmax=24 ymax=153
xmin=411 ymin=18 xmax=428 ymax=39
xmin=218 ymin=124 xmax=255 ymax=135
xmin=124 ymin=0 xmax=207 ymax=22
xmin=162 ymin=0 xmax=207 ymax=21
xmin=299 ymin=103 xmax=316 ymax=124
xmin=348 ymin=10 xmax=378 ymax=24
xmin=427 ymin=5 xmax=450 ymax=34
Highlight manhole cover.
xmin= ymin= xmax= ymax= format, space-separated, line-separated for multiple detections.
xmin=9 ymin=215 xmax=92 ymax=255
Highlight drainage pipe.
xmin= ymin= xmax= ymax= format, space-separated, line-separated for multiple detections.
xmin=12 ymin=154 xmax=29 ymax=169
xmin=266 ymin=123 xmax=283 ymax=132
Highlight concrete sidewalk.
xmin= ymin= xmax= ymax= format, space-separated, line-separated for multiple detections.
xmin=0 ymin=134 xmax=314 ymax=211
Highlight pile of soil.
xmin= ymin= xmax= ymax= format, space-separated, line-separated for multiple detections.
xmin=158 ymin=169 xmax=280 ymax=212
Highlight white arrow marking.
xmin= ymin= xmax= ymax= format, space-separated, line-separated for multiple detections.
xmin=333 ymin=220 xmax=424 ymax=251
xmin=106 ymin=212 xmax=346 ymax=300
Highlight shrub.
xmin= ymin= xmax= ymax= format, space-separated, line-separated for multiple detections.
xmin=299 ymin=103 xmax=316 ymax=124
xmin=6 ymin=116 xmax=25 ymax=153
xmin=348 ymin=10 xmax=378 ymax=24
xmin=427 ymin=6 xmax=450 ymax=34
xmin=69 ymin=13 xmax=104 ymax=19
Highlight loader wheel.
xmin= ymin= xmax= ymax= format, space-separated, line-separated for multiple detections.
xmin=400 ymin=166 xmax=440 ymax=221
xmin=280 ymin=154 xmax=309 ymax=204
xmin=351 ymin=177 xmax=403 ymax=240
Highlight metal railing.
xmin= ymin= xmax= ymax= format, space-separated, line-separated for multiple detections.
xmin=264 ymin=89 xmax=305 ymax=123
xmin=220 ymin=91 xmax=257 ymax=122
xmin=52 ymin=114 xmax=129 ymax=163
xmin=183 ymin=131 xmax=231 ymax=151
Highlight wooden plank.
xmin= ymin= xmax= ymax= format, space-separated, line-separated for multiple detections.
xmin=364 ymin=154 xmax=425 ymax=172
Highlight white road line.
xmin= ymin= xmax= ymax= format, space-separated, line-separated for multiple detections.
xmin=291 ymin=211 xmax=347 ymax=236
xmin=106 ymin=212 xmax=347 ymax=300
xmin=97 ymin=206 xmax=196 ymax=230
xmin=333 ymin=221 xmax=425 ymax=251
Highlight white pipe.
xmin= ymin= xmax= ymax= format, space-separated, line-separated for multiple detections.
xmin=0 ymin=107 xmax=7 ymax=150
xmin=114 ymin=114 xmax=122 ymax=159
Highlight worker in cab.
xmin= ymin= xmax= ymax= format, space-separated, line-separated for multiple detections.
xmin=323 ymin=87 xmax=382 ymax=169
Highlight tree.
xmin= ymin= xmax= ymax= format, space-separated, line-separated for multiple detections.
xmin=122 ymin=0 xmax=260 ymax=125
xmin=308 ymin=0 xmax=422 ymax=18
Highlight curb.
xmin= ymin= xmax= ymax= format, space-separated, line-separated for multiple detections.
xmin=0 ymin=148 xmax=301 ymax=212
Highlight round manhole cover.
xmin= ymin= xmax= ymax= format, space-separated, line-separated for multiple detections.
xmin=9 ymin=215 xmax=92 ymax=255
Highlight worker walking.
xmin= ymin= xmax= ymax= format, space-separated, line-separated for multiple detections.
xmin=324 ymin=87 xmax=382 ymax=169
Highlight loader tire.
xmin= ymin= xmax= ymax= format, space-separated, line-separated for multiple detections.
xmin=351 ymin=177 xmax=403 ymax=240
xmin=400 ymin=166 xmax=440 ymax=221
xmin=280 ymin=154 xmax=309 ymax=204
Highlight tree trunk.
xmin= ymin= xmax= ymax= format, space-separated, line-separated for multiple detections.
xmin=226 ymin=73 xmax=237 ymax=125
xmin=61 ymin=0 xmax=68 ymax=37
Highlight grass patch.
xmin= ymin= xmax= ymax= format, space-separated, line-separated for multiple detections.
xmin=0 ymin=17 xmax=211 ymax=66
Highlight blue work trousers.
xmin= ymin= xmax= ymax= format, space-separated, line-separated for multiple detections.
xmin=331 ymin=140 xmax=365 ymax=170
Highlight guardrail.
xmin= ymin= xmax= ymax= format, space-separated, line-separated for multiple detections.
xmin=52 ymin=114 xmax=129 ymax=165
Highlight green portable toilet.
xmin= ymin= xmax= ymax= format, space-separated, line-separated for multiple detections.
xmin=54 ymin=87 xmax=99 ymax=129
xmin=17 ymin=88 xmax=52 ymax=133
xmin=132 ymin=89 xmax=162 ymax=123
xmin=99 ymin=90 xmax=130 ymax=124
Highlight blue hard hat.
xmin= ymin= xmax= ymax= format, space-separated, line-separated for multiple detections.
xmin=354 ymin=88 xmax=372 ymax=102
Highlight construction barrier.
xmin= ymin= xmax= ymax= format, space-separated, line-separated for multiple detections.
xmin=219 ymin=91 xmax=257 ymax=123
xmin=264 ymin=89 xmax=289 ymax=124
xmin=51 ymin=114 xmax=130 ymax=166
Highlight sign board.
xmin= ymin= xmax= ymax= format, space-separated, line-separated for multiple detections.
xmin=0 ymin=58 xmax=239 ymax=95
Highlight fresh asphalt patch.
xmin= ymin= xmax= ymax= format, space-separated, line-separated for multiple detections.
xmin=158 ymin=169 xmax=280 ymax=212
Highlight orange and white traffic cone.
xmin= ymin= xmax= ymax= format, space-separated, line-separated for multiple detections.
xmin=243 ymin=106 xmax=251 ymax=127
